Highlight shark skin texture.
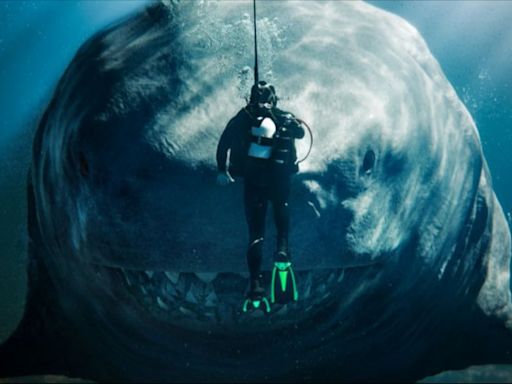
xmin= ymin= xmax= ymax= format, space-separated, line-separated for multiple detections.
xmin=1 ymin=1 xmax=512 ymax=382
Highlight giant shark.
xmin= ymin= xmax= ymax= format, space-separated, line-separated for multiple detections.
xmin=1 ymin=1 xmax=512 ymax=382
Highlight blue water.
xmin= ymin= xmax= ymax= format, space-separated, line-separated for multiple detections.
xmin=0 ymin=0 xmax=511 ymax=381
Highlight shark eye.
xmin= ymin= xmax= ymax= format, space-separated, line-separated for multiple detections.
xmin=362 ymin=149 xmax=375 ymax=174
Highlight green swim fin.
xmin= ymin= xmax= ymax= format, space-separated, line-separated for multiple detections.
xmin=243 ymin=296 xmax=271 ymax=313
xmin=270 ymin=261 xmax=298 ymax=304
xmin=242 ymin=290 xmax=270 ymax=313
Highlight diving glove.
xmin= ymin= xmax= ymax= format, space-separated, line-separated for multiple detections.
xmin=216 ymin=171 xmax=235 ymax=186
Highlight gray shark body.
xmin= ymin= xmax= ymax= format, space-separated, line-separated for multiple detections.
xmin=1 ymin=1 xmax=512 ymax=382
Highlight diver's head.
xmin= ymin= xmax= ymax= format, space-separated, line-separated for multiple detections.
xmin=249 ymin=81 xmax=277 ymax=110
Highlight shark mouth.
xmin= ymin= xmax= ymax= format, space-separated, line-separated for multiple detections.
xmin=108 ymin=267 xmax=351 ymax=332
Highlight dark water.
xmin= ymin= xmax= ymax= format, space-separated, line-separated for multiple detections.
xmin=0 ymin=1 xmax=511 ymax=381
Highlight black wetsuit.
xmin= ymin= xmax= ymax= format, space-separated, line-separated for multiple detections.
xmin=216 ymin=105 xmax=305 ymax=289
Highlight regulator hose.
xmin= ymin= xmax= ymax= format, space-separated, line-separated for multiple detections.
xmin=295 ymin=118 xmax=313 ymax=164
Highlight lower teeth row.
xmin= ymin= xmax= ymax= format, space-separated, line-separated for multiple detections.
xmin=118 ymin=269 xmax=346 ymax=322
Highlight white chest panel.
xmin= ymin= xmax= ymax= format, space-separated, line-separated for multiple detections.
xmin=248 ymin=117 xmax=277 ymax=159
xmin=251 ymin=117 xmax=276 ymax=138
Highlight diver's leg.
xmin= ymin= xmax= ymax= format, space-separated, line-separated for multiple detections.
xmin=272 ymin=174 xmax=291 ymax=260
xmin=269 ymin=174 xmax=299 ymax=304
xmin=244 ymin=179 xmax=268 ymax=293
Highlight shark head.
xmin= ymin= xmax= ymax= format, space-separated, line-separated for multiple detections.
xmin=2 ymin=1 xmax=511 ymax=382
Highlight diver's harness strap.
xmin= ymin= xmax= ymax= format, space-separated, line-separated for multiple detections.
xmin=250 ymin=135 xmax=273 ymax=146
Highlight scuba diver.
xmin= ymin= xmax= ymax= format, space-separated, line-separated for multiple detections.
xmin=216 ymin=81 xmax=305 ymax=311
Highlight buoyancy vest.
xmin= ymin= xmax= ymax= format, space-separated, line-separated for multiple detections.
xmin=222 ymin=107 xmax=301 ymax=177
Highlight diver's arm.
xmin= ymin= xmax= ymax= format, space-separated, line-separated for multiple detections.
xmin=216 ymin=116 xmax=237 ymax=173
xmin=282 ymin=116 xmax=305 ymax=139
xmin=216 ymin=132 xmax=229 ymax=174
xmin=216 ymin=114 xmax=242 ymax=185
xmin=275 ymin=109 xmax=305 ymax=139
xmin=287 ymin=118 xmax=305 ymax=139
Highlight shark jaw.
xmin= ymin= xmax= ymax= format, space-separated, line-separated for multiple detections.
xmin=91 ymin=264 xmax=353 ymax=333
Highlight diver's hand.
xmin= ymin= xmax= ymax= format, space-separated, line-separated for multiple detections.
xmin=216 ymin=171 xmax=235 ymax=186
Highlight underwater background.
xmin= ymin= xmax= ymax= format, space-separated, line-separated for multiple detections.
xmin=0 ymin=0 xmax=511 ymax=382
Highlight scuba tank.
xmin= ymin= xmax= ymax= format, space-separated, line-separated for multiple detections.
xmin=271 ymin=124 xmax=294 ymax=166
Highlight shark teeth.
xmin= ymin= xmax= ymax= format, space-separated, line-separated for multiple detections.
xmin=303 ymin=273 xmax=313 ymax=299
xmin=156 ymin=296 xmax=169 ymax=310
xmin=185 ymin=290 xmax=198 ymax=304
xmin=123 ymin=271 xmax=133 ymax=286
xmin=196 ymin=272 xmax=218 ymax=284
xmin=145 ymin=270 xmax=154 ymax=279
xmin=164 ymin=271 xmax=179 ymax=284
xmin=204 ymin=290 xmax=218 ymax=307
xmin=115 ymin=266 xmax=357 ymax=328
xmin=179 ymin=306 xmax=194 ymax=316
